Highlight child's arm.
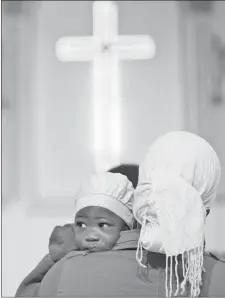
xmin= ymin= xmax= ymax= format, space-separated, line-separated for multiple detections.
xmin=15 ymin=254 xmax=54 ymax=297
xmin=15 ymin=223 xmax=77 ymax=297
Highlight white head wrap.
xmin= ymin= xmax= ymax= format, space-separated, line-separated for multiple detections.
xmin=133 ymin=131 xmax=221 ymax=297
xmin=74 ymin=172 xmax=134 ymax=228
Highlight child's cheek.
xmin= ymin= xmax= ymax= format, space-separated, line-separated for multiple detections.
xmin=74 ymin=233 xmax=84 ymax=249
xmin=101 ymin=230 xmax=121 ymax=249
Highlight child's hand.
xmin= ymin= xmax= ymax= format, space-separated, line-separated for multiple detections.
xmin=49 ymin=224 xmax=77 ymax=262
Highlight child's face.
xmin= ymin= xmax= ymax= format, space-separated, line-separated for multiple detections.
xmin=74 ymin=206 xmax=127 ymax=251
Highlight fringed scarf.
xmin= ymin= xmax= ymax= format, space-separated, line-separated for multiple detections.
xmin=133 ymin=131 xmax=221 ymax=297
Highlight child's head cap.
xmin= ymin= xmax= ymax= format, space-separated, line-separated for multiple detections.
xmin=74 ymin=172 xmax=134 ymax=228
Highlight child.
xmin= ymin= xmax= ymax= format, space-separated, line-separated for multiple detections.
xmin=133 ymin=131 xmax=225 ymax=297
xmin=36 ymin=172 xmax=140 ymax=296
xmin=15 ymin=166 xmax=138 ymax=297
xmin=17 ymin=172 xmax=138 ymax=296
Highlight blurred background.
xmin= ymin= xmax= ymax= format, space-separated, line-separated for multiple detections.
xmin=2 ymin=1 xmax=225 ymax=296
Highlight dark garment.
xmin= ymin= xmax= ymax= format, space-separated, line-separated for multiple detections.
xmin=200 ymin=253 xmax=225 ymax=297
xmin=16 ymin=223 xmax=225 ymax=297
xmin=15 ymin=254 xmax=54 ymax=297
xmin=38 ymin=230 xmax=171 ymax=297
xmin=38 ymin=243 xmax=225 ymax=297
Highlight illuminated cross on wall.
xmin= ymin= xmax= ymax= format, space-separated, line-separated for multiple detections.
xmin=56 ymin=1 xmax=156 ymax=173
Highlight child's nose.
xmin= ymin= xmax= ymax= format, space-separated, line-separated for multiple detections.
xmin=85 ymin=232 xmax=100 ymax=242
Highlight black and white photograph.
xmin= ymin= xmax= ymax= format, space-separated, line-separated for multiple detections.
xmin=1 ymin=1 xmax=225 ymax=297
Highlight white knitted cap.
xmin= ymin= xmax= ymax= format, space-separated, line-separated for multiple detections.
xmin=74 ymin=172 xmax=134 ymax=228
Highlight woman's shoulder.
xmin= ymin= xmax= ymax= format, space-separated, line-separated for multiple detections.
xmin=201 ymin=252 xmax=225 ymax=296
xmin=204 ymin=251 xmax=225 ymax=269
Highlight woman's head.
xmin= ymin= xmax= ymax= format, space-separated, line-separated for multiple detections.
xmin=136 ymin=131 xmax=221 ymax=212
xmin=108 ymin=164 xmax=139 ymax=188
xmin=74 ymin=172 xmax=134 ymax=251
xmin=133 ymin=131 xmax=221 ymax=296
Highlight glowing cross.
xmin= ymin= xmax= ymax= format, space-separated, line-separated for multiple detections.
xmin=56 ymin=1 xmax=156 ymax=173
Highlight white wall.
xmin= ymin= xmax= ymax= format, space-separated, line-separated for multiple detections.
xmin=178 ymin=0 xmax=225 ymax=261
xmin=2 ymin=2 xmax=20 ymax=207
xmin=30 ymin=0 xmax=184 ymax=202
xmin=2 ymin=202 xmax=74 ymax=296
xmin=2 ymin=0 xmax=184 ymax=208
xmin=207 ymin=1 xmax=225 ymax=195
xmin=180 ymin=1 xmax=225 ymax=196
xmin=203 ymin=2 xmax=225 ymax=257
xmin=118 ymin=1 xmax=184 ymax=163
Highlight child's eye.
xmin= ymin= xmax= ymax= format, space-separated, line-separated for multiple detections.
xmin=99 ymin=223 xmax=111 ymax=228
xmin=76 ymin=222 xmax=86 ymax=228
